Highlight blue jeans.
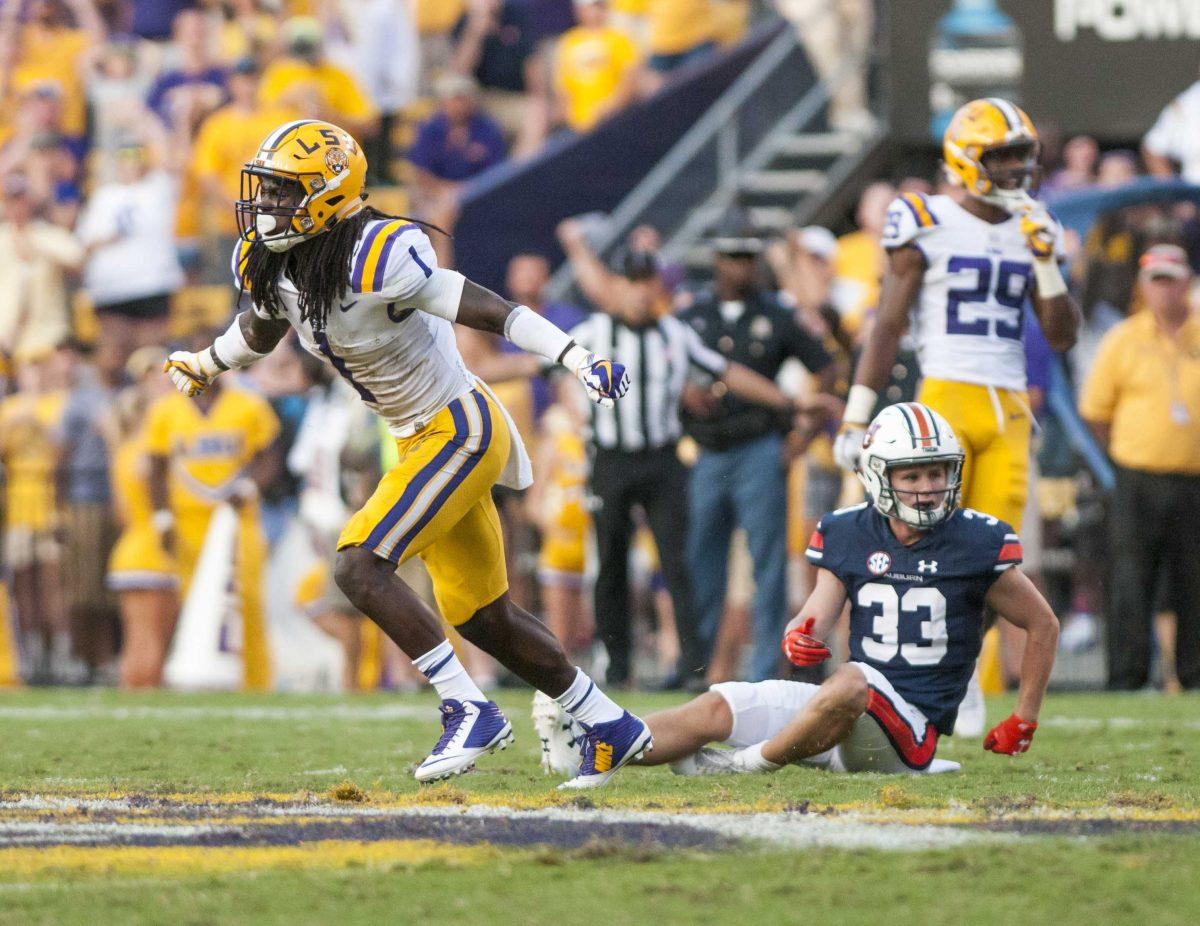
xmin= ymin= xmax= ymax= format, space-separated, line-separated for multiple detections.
xmin=687 ymin=433 xmax=788 ymax=681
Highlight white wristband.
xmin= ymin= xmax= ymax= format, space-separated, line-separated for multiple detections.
xmin=844 ymin=384 xmax=878 ymax=425
xmin=504 ymin=304 xmax=575 ymax=365
xmin=1033 ymin=258 xmax=1068 ymax=299
xmin=212 ymin=318 xmax=269 ymax=370
xmin=151 ymin=509 xmax=175 ymax=533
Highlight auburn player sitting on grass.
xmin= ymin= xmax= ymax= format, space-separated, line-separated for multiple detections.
xmin=538 ymin=403 xmax=1059 ymax=777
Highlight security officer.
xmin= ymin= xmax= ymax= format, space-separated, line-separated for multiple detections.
xmin=680 ymin=220 xmax=836 ymax=681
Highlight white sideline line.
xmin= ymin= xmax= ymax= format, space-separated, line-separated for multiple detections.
xmin=0 ymin=799 xmax=997 ymax=852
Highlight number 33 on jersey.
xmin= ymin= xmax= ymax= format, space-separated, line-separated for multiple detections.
xmin=882 ymin=191 xmax=1066 ymax=392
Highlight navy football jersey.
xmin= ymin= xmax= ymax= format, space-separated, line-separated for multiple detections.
xmin=806 ymin=502 xmax=1022 ymax=734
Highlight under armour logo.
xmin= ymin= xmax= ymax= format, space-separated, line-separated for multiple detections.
xmin=918 ymin=560 xmax=938 ymax=574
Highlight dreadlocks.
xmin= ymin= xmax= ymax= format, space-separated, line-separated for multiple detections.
xmin=241 ymin=206 xmax=388 ymax=332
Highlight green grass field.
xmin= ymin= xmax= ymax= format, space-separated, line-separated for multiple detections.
xmin=1 ymin=688 xmax=1198 ymax=925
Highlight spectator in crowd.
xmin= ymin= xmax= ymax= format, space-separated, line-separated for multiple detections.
xmin=562 ymin=217 xmax=809 ymax=687
xmin=128 ymin=0 xmax=194 ymax=41
xmin=204 ymin=0 xmax=284 ymax=64
xmin=1080 ymin=244 xmax=1200 ymax=691
xmin=191 ymin=57 xmax=299 ymax=254
xmin=414 ymin=0 xmax=466 ymax=92
xmin=0 ymin=83 xmax=82 ymax=211
xmin=76 ymin=141 xmax=185 ymax=385
xmin=0 ymin=173 xmax=84 ymax=362
xmin=145 ymin=339 xmax=280 ymax=691
xmin=528 ymin=377 xmax=594 ymax=664
xmin=320 ymin=0 xmax=421 ymax=183
xmin=146 ymin=9 xmax=228 ymax=138
xmin=408 ymin=72 xmax=507 ymax=216
xmin=1096 ymin=150 xmax=1139 ymax=189
xmin=86 ymin=39 xmax=158 ymax=180
xmin=554 ymin=0 xmax=642 ymax=134
xmin=645 ymin=0 xmax=717 ymax=75
xmin=0 ymin=350 xmax=80 ymax=684
xmin=1144 ymin=74 xmax=1200 ymax=182
xmin=104 ymin=345 xmax=178 ymax=689
xmin=776 ymin=0 xmax=872 ymax=131
xmin=679 ymin=218 xmax=834 ymax=682
xmin=831 ymin=180 xmax=894 ymax=336
xmin=57 ymin=339 xmax=119 ymax=682
xmin=8 ymin=0 xmax=107 ymax=154
xmin=259 ymin=16 xmax=379 ymax=143
xmin=452 ymin=0 xmax=549 ymax=157
xmin=1043 ymin=134 xmax=1099 ymax=196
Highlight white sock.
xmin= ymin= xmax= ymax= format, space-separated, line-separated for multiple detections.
xmin=413 ymin=640 xmax=486 ymax=704
xmin=554 ymin=668 xmax=624 ymax=727
xmin=735 ymin=741 xmax=782 ymax=773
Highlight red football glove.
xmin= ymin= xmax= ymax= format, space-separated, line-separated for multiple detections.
xmin=782 ymin=617 xmax=831 ymax=667
xmin=983 ymin=713 xmax=1038 ymax=755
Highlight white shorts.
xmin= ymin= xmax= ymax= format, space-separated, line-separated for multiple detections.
xmin=710 ymin=662 xmax=947 ymax=773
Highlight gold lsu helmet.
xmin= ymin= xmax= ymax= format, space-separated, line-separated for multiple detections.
xmin=942 ymin=98 xmax=1040 ymax=210
xmin=236 ymin=119 xmax=367 ymax=252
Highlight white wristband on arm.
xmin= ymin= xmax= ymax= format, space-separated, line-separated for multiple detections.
xmin=844 ymin=384 xmax=878 ymax=426
xmin=504 ymin=304 xmax=578 ymax=366
xmin=1033 ymin=258 xmax=1068 ymax=299
xmin=211 ymin=318 xmax=269 ymax=371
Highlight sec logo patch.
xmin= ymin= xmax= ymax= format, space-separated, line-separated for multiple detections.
xmin=867 ymin=551 xmax=891 ymax=576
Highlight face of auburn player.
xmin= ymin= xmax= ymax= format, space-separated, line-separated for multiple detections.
xmin=888 ymin=461 xmax=951 ymax=515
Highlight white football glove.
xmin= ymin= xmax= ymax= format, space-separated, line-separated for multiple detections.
xmin=571 ymin=352 xmax=629 ymax=409
xmin=164 ymin=349 xmax=222 ymax=398
xmin=832 ymin=423 xmax=867 ymax=472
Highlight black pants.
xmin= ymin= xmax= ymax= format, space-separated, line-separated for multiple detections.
xmin=589 ymin=446 xmax=702 ymax=684
xmin=1106 ymin=466 xmax=1200 ymax=689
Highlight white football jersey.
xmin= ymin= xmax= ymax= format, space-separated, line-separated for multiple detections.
xmin=881 ymin=192 xmax=1064 ymax=392
xmin=234 ymin=218 xmax=475 ymax=435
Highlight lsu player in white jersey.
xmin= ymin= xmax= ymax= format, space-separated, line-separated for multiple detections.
xmin=163 ymin=119 xmax=650 ymax=788
xmin=833 ymin=99 xmax=1080 ymax=721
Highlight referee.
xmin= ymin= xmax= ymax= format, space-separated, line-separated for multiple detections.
xmin=559 ymin=220 xmax=805 ymax=687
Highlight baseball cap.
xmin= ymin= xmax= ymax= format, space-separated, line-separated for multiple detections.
xmin=1139 ymin=243 xmax=1191 ymax=280
xmin=797 ymin=225 xmax=837 ymax=260
xmin=711 ymin=210 xmax=763 ymax=256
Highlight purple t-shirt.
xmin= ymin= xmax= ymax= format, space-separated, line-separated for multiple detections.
xmin=500 ymin=301 xmax=588 ymax=420
xmin=146 ymin=67 xmax=228 ymax=124
xmin=408 ymin=111 xmax=507 ymax=182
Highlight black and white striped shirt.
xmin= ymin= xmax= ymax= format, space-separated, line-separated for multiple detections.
xmin=570 ymin=313 xmax=729 ymax=452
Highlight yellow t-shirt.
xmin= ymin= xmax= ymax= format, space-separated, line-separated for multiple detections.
xmin=415 ymin=0 xmax=465 ymax=35
xmin=144 ymin=388 xmax=280 ymax=517
xmin=192 ymin=104 xmax=301 ymax=235
xmin=0 ymin=391 xmax=66 ymax=531
xmin=12 ymin=26 xmax=91 ymax=137
xmin=1079 ymin=311 xmax=1200 ymax=475
xmin=833 ymin=229 xmax=885 ymax=334
xmin=648 ymin=0 xmax=716 ymax=56
xmin=259 ymin=58 xmax=378 ymax=126
xmin=556 ymin=26 xmax=640 ymax=132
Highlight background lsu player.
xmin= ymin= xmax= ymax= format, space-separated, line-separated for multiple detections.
xmin=537 ymin=404 xmax=1059 ymax=779
xmin=833 ymin=98 xmax=1080 ymax=707
xmin=163 ymin=119 xmax=650 ymax=789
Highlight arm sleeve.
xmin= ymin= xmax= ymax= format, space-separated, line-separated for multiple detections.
xmin=1078 ymin=328 xmax=1122 ymax=423
xmin=681 ymin=323 xmax=728 ymax=377
xmin=881 ymin=193 xmax=935 ymax=252
xmin=805 ymin=519 xmax=828 ymax=567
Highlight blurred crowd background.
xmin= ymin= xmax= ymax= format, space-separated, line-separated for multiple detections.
xmin=0 ymin=0 xmax=1196 ymax=697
